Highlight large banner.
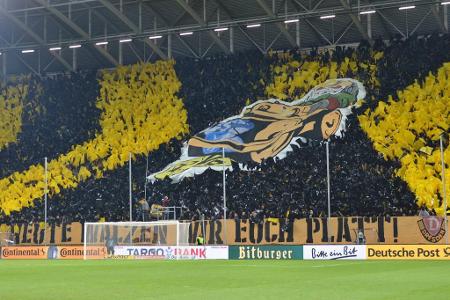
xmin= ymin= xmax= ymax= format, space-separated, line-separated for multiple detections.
xmin=149 ymin=79 xmax=366 ymax=182
xmin=1 ymin=216 xmax=446 ymax=246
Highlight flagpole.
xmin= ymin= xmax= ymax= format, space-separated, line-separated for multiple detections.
xmin=144 ymin=154 xmax=149 ymax=201
xmin=222 ymin=147 xmax=227 ymax=245
xmin=44 ymin=157 xmax=48 ymax=245
xmin=326 ymin=141 xmax=331 ymax=242
xmin=129 ymin=153 xmax=132 ymax=222
xmin=440 ymin=134 xmax=448 ymax=244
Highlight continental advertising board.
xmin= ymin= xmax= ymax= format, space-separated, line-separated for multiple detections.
xmin=1 ymin=246 xmax=48 ymax=259
xmin=1 ymin=246 xmax=107 ymax=259
xmin=367 ymin=245 xmax=450 ymax=260
xmin=1 ymin=216 xmax=446 ymax=245
xmin=49 ymin=246 xmax=107 ymax=259
xmin=229 ymin=245 xmax=303 ymax=260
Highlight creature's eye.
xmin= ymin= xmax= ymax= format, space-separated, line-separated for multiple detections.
xmin=258 ymin=105 xmax=270 ymax=111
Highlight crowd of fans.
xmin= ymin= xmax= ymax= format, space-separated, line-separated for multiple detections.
xmin=0 ymin=33 xmax=449 ymax=225
xmin=360 ymin=63 xmax=450 ymax=215
xmin=0 ymin=72 xmax=100 ymax=178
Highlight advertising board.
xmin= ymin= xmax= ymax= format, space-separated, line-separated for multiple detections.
xmin=229 ymin=245 xmax=303 ymax=260
xmin=55 ymin=246 xmax=107 ymax=259
xmin=113 ymin=245 xmax=228 ymax=260
xmin=367 ymin=245 xmax=450 ymax=260
xmin=303 ymin=245 xmax=366 ymax=260
xmin=1 ymin=246 xmax=48 ymax=259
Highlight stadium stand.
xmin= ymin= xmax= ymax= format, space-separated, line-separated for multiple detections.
xmin=0 ymin=33 xmax=449 ymax=225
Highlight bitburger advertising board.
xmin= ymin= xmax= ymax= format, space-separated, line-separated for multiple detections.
xmin=113 ymin=246 xmax=228 ymax=260
xmin=229 ymin=245 xmax=303 ymax=260
xmin=367 ymin=245 xmax=450 ymax=260
xmin=303 ymin=245 xmax=366 ymax=260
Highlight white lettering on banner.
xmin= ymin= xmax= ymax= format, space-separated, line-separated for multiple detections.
xmin=113 ymin=246 xmax=228 ymax=260
xmin=304 ymin=245 xmax=366 ymax=260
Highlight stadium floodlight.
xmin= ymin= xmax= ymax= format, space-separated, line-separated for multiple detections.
xmin=214 ymin=27 xmax=228 ymax=32
xmin=49 ymin=47 xmax=62 ymax=51
xmin=441 ymin=1 xmax=450 ymax=5
xmin=360 ymin=10 xmax=376 ymax=15
xmin=284 ymin=19 xmax=299 ymax=24
xmin=179 ymin=31 xmax=193 ymax=36
xmin=399 ymin=5 xmax=415 ymax=10
xmin=95 ymin=41 xmax=108 ymax=46
xmin=149 ymin=35 xmax=163 ymax=40
xmin=83 ymin=221 xmax=190 ymax=260
xmin=119 ymin=38 xmax=132 ymax=43
xmin=320 ymin=15 xmax=335 ymax=19
xmin=21 ymin=49 xmax=35 ymax=53
xmin=246 ymin=23 xmax=261 ymax=28
xmin=69 ymin=44 xmax=81 ymax=49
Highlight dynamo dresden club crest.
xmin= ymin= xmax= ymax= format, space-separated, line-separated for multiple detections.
xmin=417 ymin=217 xmax=446 ymax=243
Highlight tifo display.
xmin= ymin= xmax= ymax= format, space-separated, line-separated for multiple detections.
xmin=1 ymin=3 xmax=450 ymax=300
xmin=0 ymin=34 xmax=449 ymax=270
xmin=0 ymin=34 xmax=448 ymax=227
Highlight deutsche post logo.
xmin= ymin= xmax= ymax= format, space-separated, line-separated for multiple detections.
xmin=417 ymin=217 xmax=446 ymax=243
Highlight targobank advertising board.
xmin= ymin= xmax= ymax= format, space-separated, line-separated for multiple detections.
xmin=113 ymin=246 xmax=228 ymax=260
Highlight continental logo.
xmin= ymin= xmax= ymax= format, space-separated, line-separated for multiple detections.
xmin=417 ymin=217 xmax=445 ymax=243
xmin=58 ymin=247 xmax=106 ymax=258
xmin=1 ymin=246 xmax=47 ymax=259
xmin=55 ymin=246 xmax=107 ymax=259
xmin=367 ymin=245 xmax=450 ymax=260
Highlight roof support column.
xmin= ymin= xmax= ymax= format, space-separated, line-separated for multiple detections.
xmin=138 ymin=0 xmax=142 ymax=32
xmin=119 ymin=41 xmax=123 ymax=65
xmin=88 ymin=8 xmax=92 ymax=37
xmin=230 ymin=27 xmax=234 ymax=54
xmin=38 ymin=50 xmax=41 ymax=75
xmin=43 ymin=15 xmax=47 ymax=42
xmin=1 ymin=52 xmax=6 ymax=78
xmin=167 ymin=33 xmax=172 ymax=58
xmin=72 ymin=48 xmax=77 ymax=71
xmin=203 ymin=0 xmax=207 ymax=22
xmin=445 ymin=4 xmax=448 ymax=33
